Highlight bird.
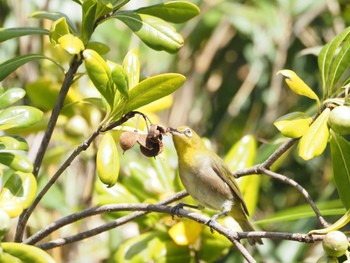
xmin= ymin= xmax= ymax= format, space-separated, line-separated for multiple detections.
xmin=169 ymin=126 xmax=262 ymax=245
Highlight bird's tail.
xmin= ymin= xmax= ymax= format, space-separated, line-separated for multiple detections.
xmin=228 ymin=208 xmax=263 ymax=245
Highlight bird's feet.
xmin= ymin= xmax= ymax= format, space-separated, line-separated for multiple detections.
xmin=206 ymin=211 xmax=227 ymax=233
xmin=171 ymin=203 xmax=199 ymax=219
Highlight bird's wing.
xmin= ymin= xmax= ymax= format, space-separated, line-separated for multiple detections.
xmin=211 ymin=156 xmax=250 ymax=216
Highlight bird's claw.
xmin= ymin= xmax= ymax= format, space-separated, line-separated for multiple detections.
xmin=171 ymin=203 xmax=184 ymax=219
xmin=206 ymin=212 xmax=227 ymax=233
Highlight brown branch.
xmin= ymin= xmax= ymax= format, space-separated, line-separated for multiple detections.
xmin=32 ymin=199 xmax=328 ymax=262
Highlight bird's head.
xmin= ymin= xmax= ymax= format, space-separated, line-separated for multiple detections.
xmin=168 ymin=126 xmax=204 ymax=152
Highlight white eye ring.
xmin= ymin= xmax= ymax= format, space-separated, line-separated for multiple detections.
xmin=183 ymin=128 xmax=192 ymax=137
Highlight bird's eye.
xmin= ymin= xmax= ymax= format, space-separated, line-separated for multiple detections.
xmin=183 ymin=128 xmax=192 ymax=137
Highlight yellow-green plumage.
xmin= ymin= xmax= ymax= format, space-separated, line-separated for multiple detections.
xmin=171 ymin=126 xmax=262 ymax=245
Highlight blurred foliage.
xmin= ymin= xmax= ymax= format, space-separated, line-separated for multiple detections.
xmin=1 ymin=0 xmax=350 ymax=262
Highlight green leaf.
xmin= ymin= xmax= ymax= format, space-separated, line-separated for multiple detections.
xmin=0 ymin=88 xmax=26 ymax=110
xmin=330 ymin=132 xmax=350 ymax=209
xmin=111 ymin=64 xmax=129 ymax=99
xmin=81 ymin=0 xmax=98 ymax=44
xmin=49 ymin=17 xmax=70 ymax=46
xmin=86 ymin=41 xmax=110 ymax=55
xmin=0 ymin=152 xmax=33 ymax=172
xmin=225 ymin=135 xmax=260 ymax=215
xmin=327 ymin=33 xmax=350 ymax=95
xmin=124 ymin=73 xmax=186 ymax=112
xmin=0 ymin=106 xmax=43 ymax=130
xmin=0 ymin=135 xmax=28 ymax=151
xmin=58 ymin=34 xmax=85 ymax=54
xmin=318 ymin=27 xmax=350 ymax=98
xmin=122 ymin=49 xmax=140 ymax=89
xmin=0 ymin=54 xmax=64 ymax=81
xmin=83 ymin=49 xmax=115 ymax=112
xmin=136 ymin=1 xmax=200 ymax=24
xmin=1 ymin=242 xmax=55 ymax=263
xmin=0 ymin=27 xmax=49 ymax=43
xmin=114 ymin=12 xmax=184 ymax=53
xmin=309 ymin=208 xmax=350 ymax=234
xmin=298 ymin=108 xmax=331 ymax=160
xmin=30 ymin=11 xmax=77 ymax=34
xmin=274 ymin=112 xmax=312 ymax=138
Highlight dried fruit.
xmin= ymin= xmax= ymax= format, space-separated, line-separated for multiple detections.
xmin=119 ymin=131 xmax=138 ymax=152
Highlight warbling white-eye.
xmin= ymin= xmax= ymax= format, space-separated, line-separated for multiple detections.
xmin=169 ymin=126 xmax=262 ymax=245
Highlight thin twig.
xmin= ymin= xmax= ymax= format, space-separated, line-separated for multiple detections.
xmin=15 ymin=111 xmax=142 ymax=242
xmin=259 ymin=168 xmax=329 ymax=227
xmin=33 ymin=55 xmax=83 ymax=176
xmin=33 ymin=200 xmax=328 ymax=262
xmin=34 ymin=197 xmax=257 ymax=262
xmin=15 ymin=55 xmax=83 ymax=242
xmin=24 ymin=190 xmax=189 ymax=245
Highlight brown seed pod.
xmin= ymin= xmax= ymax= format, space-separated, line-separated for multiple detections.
xmin=140 ymin=140 xmax=164 ymax=157
xmin=119 ymin=131 xmax=138 ymax=152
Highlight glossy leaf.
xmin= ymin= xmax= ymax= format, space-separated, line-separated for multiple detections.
xmin=0 ymin=54 xmax=64 ymax=81
xmin=0 ymin=135 xmax=28 ymax=151
xmin=318 ymin=27 xmax=350 ymax=97
xmin=327 ymin=32 xmax=350 ymax=94
xmin=30 ymin=10 xmax=77 ymax=34
xmin=0 ymin=152 xmax=33 ymax=172
xmin=95 ymin=180 xmax=139 ymax=205
xmin=0 ymin=199 xmax=23 ymax=218
xmin=278 ymin=70 xmax=320 ymax=109
xmin=0 ymin=88 xmax=26 ymax=109
xmin=225 ymin=135 xmax=259 ymax=214
xmin=136 ymin=1 xmax=200 ymax=24
xmin=111 ymin=64 xmax=129 ymax=99
xmin=199 ymin=228 xmax=231 ymax=262
xmin=0 ymin=172 xmax=37 ymax=209
xmin=298 ymin=108 xmax=331 ymax=160
xmin=274 ymin=112 xmax=312 ymax=138
xmin=122 ymin=49 xmax=140 ymax=89
xmin=168 ymin=220 xmax=202 ymax=246
xmin=124 ymin=73 xmax=186 ymax=112
xmin=1 ymin=242 xmax=56 ymax=263
xmin=81 ymin=0 xmax=97 ymax=44
xmin=49 ymin=17 xmax=70 ymax=46
xmin=114 ymin=12 xmax=184 ymax=53
xmin=83 ymin=49 xmax=115 ymax=111
xmin=309 ymin=208 xmax=350 ymax=234
xmin=0 ymin=27 xmax=49 ymax=43
xmin=86 ymin=41 xmax=110 ymax=55
xmin=330 ymin=132 xmax=350 ymax=209
xmin=58 ymin=34 xmax=85 ymax=54
xmin=0 ymin=106 xmax=43 ymax=130
xmin=96 ymin=132 xmax=120 ymax=187
xmin=0 ymin=209 xmax=10 ymax=240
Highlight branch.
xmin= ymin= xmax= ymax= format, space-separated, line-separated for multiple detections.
xmin=15 ymin=111 xmax=142 ymax=242
xmin=259 ymin=168 xmax=329 ymax=228
xmin=32 ymin=197 xmax=328 ymax=263
xmin=15 ymin=55 xmax=83 ymax=242
xmin=24 ymin=190 xmax=189 ymax=245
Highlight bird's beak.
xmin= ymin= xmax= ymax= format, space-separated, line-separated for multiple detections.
xmin=167 ymin=127 xmax=182 ymax=135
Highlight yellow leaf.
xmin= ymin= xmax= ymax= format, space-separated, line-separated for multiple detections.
xmin=298 ymin=108 xmax=331 ymax=160
xmin=168 ymin=220 xmax=202 ymax=246
xmin=274 ymin=112 xmax=312 ymax=138
xmin=58 ymin=34 xmax=85 ymax=55
xmin=278 ymin=69 xmax=320 ymax=110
